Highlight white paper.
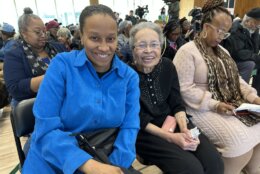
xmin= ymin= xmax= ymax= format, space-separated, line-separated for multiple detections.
xmin=235 ymin=103 xmax=260 ymax=113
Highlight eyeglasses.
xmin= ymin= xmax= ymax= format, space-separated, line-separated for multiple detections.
xmin=27 ymin=30 xmax=47 ymax=37
xmin=207 ymin=23 xmax=230 ymax=39
xmin=134 ymin=41 xmax=161 ymax=50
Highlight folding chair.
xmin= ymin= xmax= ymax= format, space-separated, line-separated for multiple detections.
xmin=10 ymin=98 xmax=35 ymax=168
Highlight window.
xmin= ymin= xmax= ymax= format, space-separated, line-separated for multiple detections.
xmin=56 ymin=0 xmax=76 ymax=26
xmin=0 ymin=0 xmax=18 ymax=30
xmin=36 ymin=0 xmax=56 ymax=23
xmin=73 ymin=0 xmax=89 ymax=24
xmin=15 ymin=0 xmax=37 ymax=17
xmin=223 ymin=0 xmax=234 ymax=14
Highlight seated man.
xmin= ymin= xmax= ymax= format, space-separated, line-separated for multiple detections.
xmin=222 ymin=8 xmax=260 ymax=91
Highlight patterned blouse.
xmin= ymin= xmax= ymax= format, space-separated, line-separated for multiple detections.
xmin=132 ymin=57 xmax=186 ymax=129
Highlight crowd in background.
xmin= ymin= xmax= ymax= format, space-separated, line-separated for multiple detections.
xmin=0 ymin=1 xmax=260 ymax=174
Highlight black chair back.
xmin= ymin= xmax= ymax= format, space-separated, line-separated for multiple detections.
xmin=10 ymin=98 xmax=35 ymax=166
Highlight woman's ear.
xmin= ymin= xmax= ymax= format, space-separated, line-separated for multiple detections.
xmin=202 ymin=23 xmax=208 ymax=31
xmin=20 ymin=31 xmax=27 ymax=40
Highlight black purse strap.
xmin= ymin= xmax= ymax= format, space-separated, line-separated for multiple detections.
xmin=75 ymin=134 xmax=111 ymax=164
xmin=72 ymin=129 xmax=142 ymax=174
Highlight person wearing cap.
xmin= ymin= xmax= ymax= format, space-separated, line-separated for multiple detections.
xmin=0 ymin=22 xmax=16 ymax=61
xmin=161 ymin=20 xmax=187 ymax=60
xmin=222 ymin=7 xmax=260 ymax=92
xmin=46 ymin=20 xmax=60 ymax=42
xmin=0 ymin=22 xmax=16 ymax=86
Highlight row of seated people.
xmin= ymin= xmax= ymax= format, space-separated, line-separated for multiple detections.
xmin=221 ymin=8 xmax=260 ymax=95
xmin=3 ymin=1 xmax=260 ymax=174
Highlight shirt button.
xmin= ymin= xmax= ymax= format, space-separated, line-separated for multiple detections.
xmin=154 ymin=101 xmax=157 ymax=104
xmin=150 ymin=86 xmax=153 ymax=89
xmin=151 ymin=93 xmax=154 ymax=96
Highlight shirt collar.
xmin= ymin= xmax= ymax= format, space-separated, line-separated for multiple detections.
xmin=73 ymin=49 xmax=125 ymax=78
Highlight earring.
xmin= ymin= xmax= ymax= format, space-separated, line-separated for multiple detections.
xmin=202 ymin=31 xmax=208 ymax=38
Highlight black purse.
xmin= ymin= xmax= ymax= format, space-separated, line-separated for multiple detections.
xmin=75 ymin=128 xmax=119 ymax=164
xmin=73 ymin=128 xmax=141 ymax=174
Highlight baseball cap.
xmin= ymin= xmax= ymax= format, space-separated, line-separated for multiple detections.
xmin=247 ymin=7 xmax=260 ymax=19
xmin=46 ymin=20 xmax=60 ymax=30
xmin=0 ymin=22 xmax=15 ymax=33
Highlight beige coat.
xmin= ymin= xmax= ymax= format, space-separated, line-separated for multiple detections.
xmin=174 ymin=41 xmax=260 ymax=158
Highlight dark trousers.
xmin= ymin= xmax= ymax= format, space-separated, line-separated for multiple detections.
xmin=252 ymin=69 xmax=260 ymax=95
xmin=136 ymin=122 xmax=224 ymax=174
xmin=236 ymin=61 xmax=255 ymax=83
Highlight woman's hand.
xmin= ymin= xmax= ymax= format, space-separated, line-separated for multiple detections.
xmin=30 ymin=75 xmax=44 ymax=92
xmin=253 ymin=97 xmax=260 ymax=105
xmin=181 ymin=128 xmax=192 ymax=139
xmin=167 ymin=132 xmax=200 ymax=151
xmin=216 ymin=102 xmax=235 ymax=115
xmin=79 ymin=159 xmax=123 ymax=174
xmin=185 ymin=29 xmax=194 ymax=39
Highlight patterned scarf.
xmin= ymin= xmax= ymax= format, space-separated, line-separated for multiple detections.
xmin=194 ymin=35 xmax=245 ymax=107
xmin=19 ymin=39 xmax=58 ymax=76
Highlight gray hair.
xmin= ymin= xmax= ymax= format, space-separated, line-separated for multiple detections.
xmin=129 ymin=22 xmax=164 ymax=49
xmin=57 ymin=27 xmax=72 ymax=39
xmin=18 ymin=7 xmax=41 ymax=33
xmin=118 ymin=20 xmax=132 ymax=33
xmin=241 ymin=14 xmax=254 ymax=26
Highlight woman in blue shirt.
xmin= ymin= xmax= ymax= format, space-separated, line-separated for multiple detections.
xmin=22 ymin=4 xmax=140 ymax=174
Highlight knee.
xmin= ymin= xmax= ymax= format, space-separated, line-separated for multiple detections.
xmin=204 ymin=154 xmax=224 ymax=174
xmin=161 ymin=158 xmax=204 ymax=174
xmin=238 ymin=61 xmax=255 ymax=73
xmin=244 ymin=61 xmax=256 ymax=70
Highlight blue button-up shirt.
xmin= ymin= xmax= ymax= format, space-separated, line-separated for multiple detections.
xmin=23 ymin=49 xmax=140 ymax=174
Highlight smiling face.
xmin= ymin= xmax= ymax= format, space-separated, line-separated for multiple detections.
xmin=80 ymin=14 xmax=117 ymax=73
xmin=133 ymin=28 xmax=161 ymax=73
xmin=244 ymin=18 xmax=260 ymax=32
xmin=203 ymin=12 xmax=232 ymax=47
xmin=57 ymin=35 xmax=68 ymax=45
